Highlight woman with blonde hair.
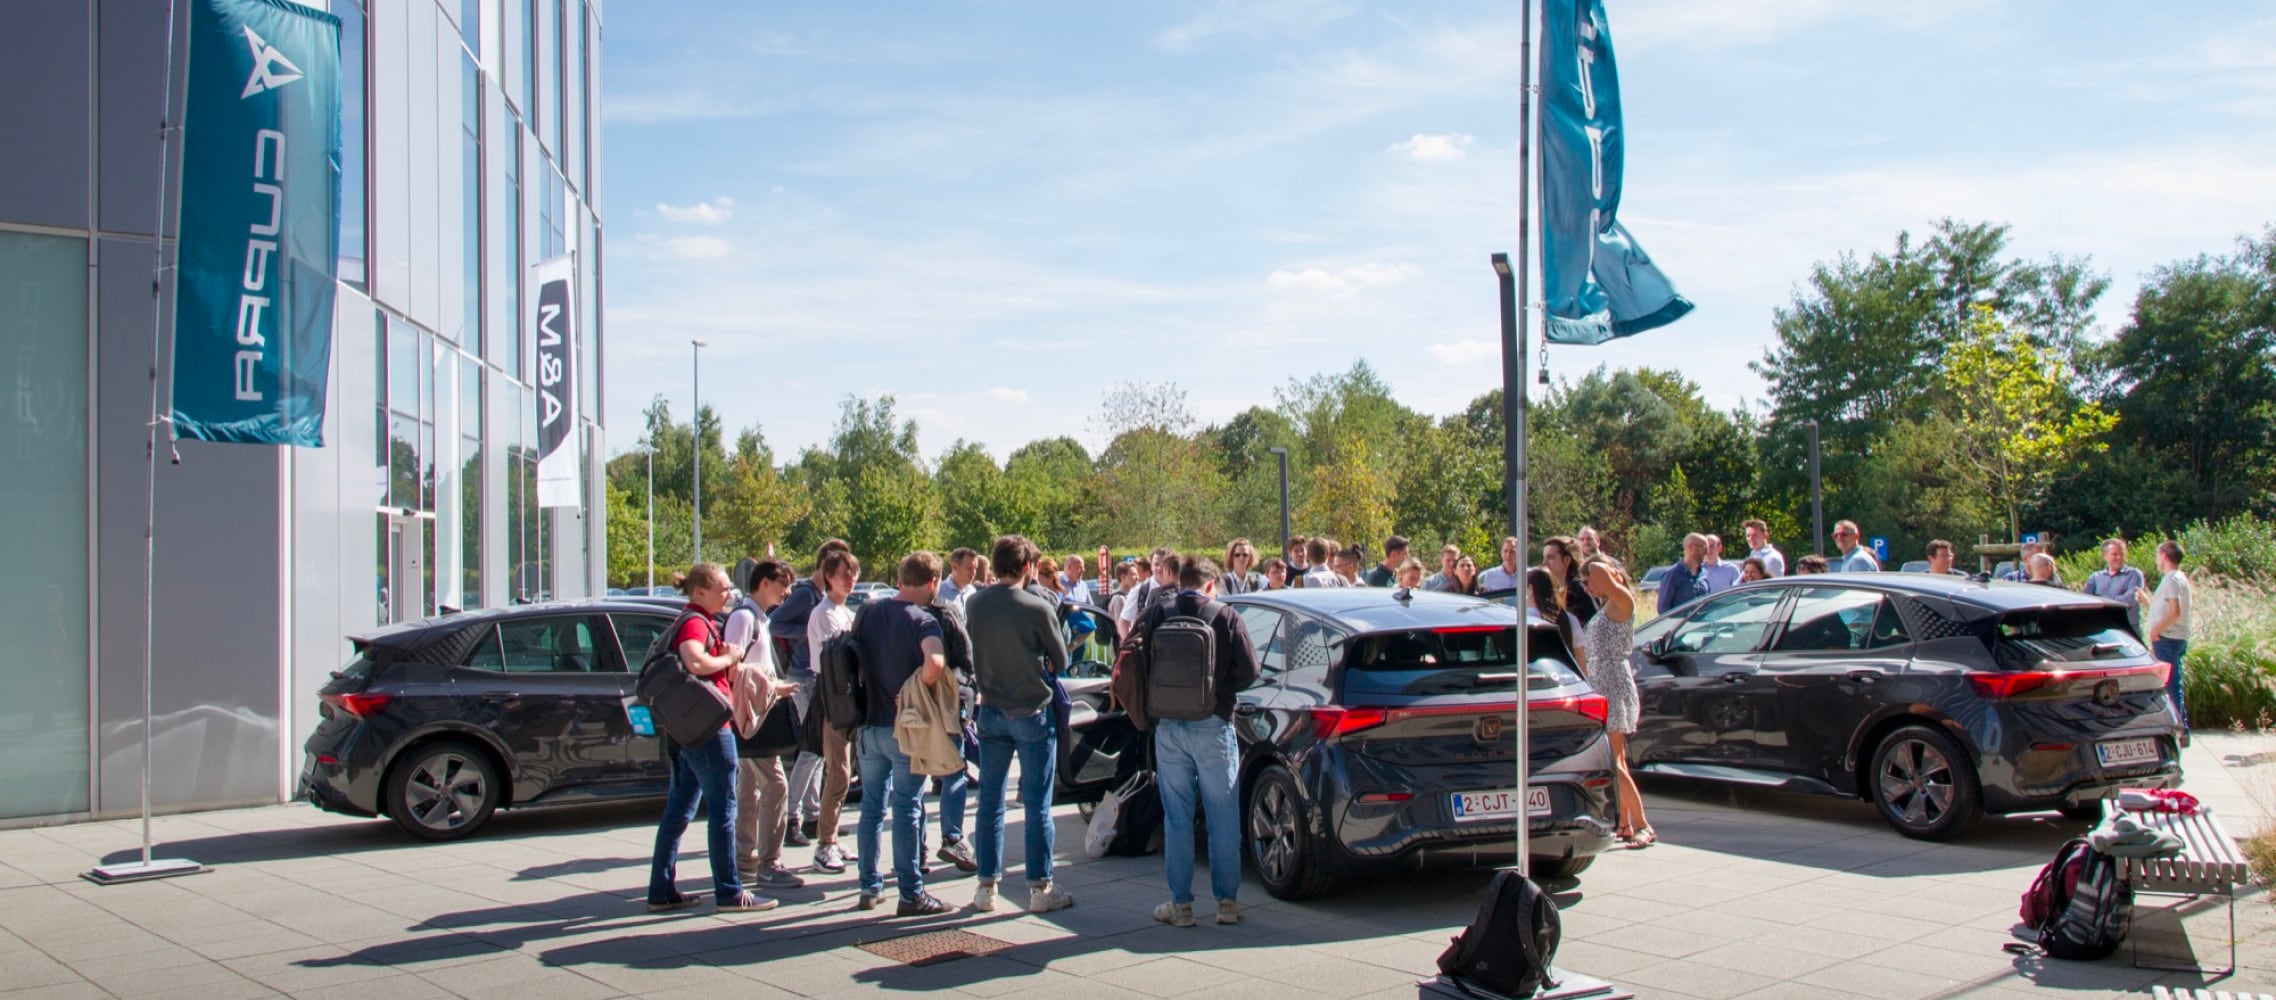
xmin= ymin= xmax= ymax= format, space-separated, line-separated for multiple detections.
xmin=1577 ymin=554 xmax=1652 ymax=848
xmin=1220 ymin=538 xmax=1264 ymax=594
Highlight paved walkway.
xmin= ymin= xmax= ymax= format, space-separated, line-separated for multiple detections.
xmin=1 ymin=736 xmax=2268 ymax=1000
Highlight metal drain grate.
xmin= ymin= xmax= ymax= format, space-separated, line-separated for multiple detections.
xmin=856 ymin=929 xmax=1015 ymax=966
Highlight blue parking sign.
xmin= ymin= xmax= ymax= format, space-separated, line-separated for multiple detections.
xmin=2021 ymin=532 xmax=2041 ymax=544
xmin=1870 ymin=537 xmax=1890 ymax=562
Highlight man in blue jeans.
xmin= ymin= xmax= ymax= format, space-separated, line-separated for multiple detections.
xmin=1134 ymin=556 xmax=1260 ymax=927
xmin=648 ymin=563 xmax=774 ymax=913
xmin=852 ymin=552 xmax=953 ymax=916
xmin=965 ymin=535 xmax=1076 ymax=913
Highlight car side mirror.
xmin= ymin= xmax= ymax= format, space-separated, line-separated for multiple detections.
xmin=1647 ymin=635 xmax=1670 ymax=661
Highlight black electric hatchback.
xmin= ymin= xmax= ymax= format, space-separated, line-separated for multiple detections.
xmin=1217 ymin=588 xmax=1618 ymax=899
xmin=1627 ymin=573 xmax=2184 ymax=839
xmin=301 ymin=598 xmax=1140 ymax=841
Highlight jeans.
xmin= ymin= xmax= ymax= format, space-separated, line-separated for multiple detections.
xmin=975 ymin=705 xmax=1058 ymax=883
xmin=2154 ymin=637 xmax=2190 ymax=729
xmin=934 ymin=724 xmax=976 ymax=846
xmin=856 ymin=725 xmax=928 ymax=901
xmin=1155 ymin=716 xmax=1242 ymax=905
xmin=735 ymin=755 xmax=788 ymax=884
xmin=649 ymin=726 xmax=744 ymax=904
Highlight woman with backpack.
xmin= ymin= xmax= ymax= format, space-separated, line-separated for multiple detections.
xmin=1576 ymin=555 xmax=1653 ymax=848
xmin=803 ymin=550 xmax=862 ymax=874
xmin=648 ymin=564 xmax=773 ymax=913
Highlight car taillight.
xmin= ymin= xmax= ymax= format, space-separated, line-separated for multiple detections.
xmin=321 ymin=692 xmax=392 ymax=719
xmin=1529 ymin=692 xmax=1609 ymax=725
xmin=1308 ymin=707 xmax=1388 ymax=738
xmin=1967 ymin=663 xmax=2171 ymax=699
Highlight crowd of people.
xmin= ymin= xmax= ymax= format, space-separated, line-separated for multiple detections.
xmin=641 ymin=514 xmax=2197 ymax=917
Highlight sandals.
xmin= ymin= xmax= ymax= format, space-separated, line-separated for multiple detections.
xmin=1624 ymin=827 xmax=1657 ymax=849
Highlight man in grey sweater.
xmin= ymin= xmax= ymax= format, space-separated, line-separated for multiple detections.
xmin=963 ymin=534 xmax=1075 ymax=914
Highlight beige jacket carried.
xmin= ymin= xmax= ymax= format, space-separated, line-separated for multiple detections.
xmin=894 ymin=669 xmax=964 ymax=776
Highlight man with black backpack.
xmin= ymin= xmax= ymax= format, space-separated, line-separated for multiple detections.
xmin=1133 ymin=556 xmax=1259 ymax=928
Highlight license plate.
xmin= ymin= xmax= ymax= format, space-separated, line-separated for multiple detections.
xmin=2096 ymin=738 xmax=2157 ymax=767
xmin=1452 ymin=788 xmax=1552 ymax=821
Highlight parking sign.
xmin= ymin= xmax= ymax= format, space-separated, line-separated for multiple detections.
xmin=1870 ymin=537 xmax=1890 ymax=563
xmin=2022 ymin=532 xmax=2041 ymax=544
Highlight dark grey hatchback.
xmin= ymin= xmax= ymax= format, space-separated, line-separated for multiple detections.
xmin=299 ymin=600 xmax=684 ymax=840
xmin=1219 ymin=588 xmax=1618 ymax=899
xmin=1628 ymin=574 xmax=2184 ymax=839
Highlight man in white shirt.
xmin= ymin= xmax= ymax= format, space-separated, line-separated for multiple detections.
xmin=1698 ymin=534 xmax=1740 ymax=593
xmin=938 ymin=548 xmax=981 ymax=607
xmin=1742 ymin=519 xmax=1785 ymax=577
xmin=1831 ymin=520 xmax=1881 ymax=573
xmin=2140 ymin=540 xmax=2194 ymax=730
xmin=1479 ymin=536 xmax=1523 ymax=592
xmin=1059 ymin=554 xmax=1094 ymax=606
xmin=1301 ymin=538 xmax=1345 ymax=589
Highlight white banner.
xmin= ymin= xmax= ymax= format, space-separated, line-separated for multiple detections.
xmin=531 ymin=255 xmax=581 ymax=508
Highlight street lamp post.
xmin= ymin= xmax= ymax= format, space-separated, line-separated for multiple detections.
xmin=1268 ymin=446 xmax=1290 ymax=561
xmin=644 ymin=432 xmax=655 ymax=591
xmin=1807 ymin=418 xmax=1823 ymax=556
xmin=691 ymin=339 xmax=706 ymax=563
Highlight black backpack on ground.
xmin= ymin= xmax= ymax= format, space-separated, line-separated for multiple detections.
xmin=1436 ymin=869 xmax=1561 ymax=998
xmin=2035 ymin=842 xmax=2133 ymax=960
xmin=1105 ymin=770 xmax=1165 ymax=857
xmin=816 ymin=604 xmax=874 ymax=733
xmin=635 ymin=610 xmax=735 ymax=748
xmin=1144 ymin=595 xmax=1221 ymax=722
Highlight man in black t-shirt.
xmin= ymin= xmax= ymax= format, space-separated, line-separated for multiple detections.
xmin=851 ymin=552 xmax=951 ymax=916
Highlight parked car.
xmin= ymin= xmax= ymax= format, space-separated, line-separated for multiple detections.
xmin=301 ymin=598 xmax=1135 ymax=841
xmin=1627 ymin=574 xmax=2183 ymax=840
xmin=1214 ymin=588 xmax=1617 ymax=899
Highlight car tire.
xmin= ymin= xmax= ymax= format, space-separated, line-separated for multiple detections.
xmin=2058 ymin=801 xmax=2105 ymax=822
xmin=1247 ymin=766 xmax=1336 ymax=901
xmin=1530 ymin=855 xmax=1595 ymax=880
xmin=384 ymin=740 xmax=502 ymax=841
xmin=1869 ymin=724 xmax=1981 ymax=841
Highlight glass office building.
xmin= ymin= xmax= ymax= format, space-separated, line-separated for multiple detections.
xmin=0 ymin=0 xmax=606 ymax=823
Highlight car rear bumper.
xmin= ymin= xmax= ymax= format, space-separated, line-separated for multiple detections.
xmin=1979 ymin=727 xmax=2186 ymax=815
xmin=1313 ymin=737 xmax=1620 ymax=868
xmin=299 ymin=724 xmax=384 ymax=818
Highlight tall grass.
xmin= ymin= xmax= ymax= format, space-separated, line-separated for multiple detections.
xmin=2182 ymin=581 xmax=2276 ymax=731
xmin=2052 ymin=513 xmax=2276 ymax=586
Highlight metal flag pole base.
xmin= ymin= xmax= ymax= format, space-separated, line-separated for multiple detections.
xmin=1419 ymin=971 xmax=1632 ymax=1000
xmin=85 ymin=858 xmax=208 ymax=886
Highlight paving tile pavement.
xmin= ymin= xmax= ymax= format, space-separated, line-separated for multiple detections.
xmin=0 ymin=735 xmax=2266 ymax=999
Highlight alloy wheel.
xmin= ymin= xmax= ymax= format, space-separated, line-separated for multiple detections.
xmin=404 ymin=751 xmax=487 ymax=832
xmin=1877 ymin=737 xmax=1954 ymax=828
xmin=1250 ymin=780 xmax=1299 ymax=884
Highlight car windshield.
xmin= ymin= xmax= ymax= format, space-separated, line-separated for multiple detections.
xmin=1995 ymin=607 xmax=2147 ymax=665
xmin=1344 ymin=627 xmax=1574 ymax=697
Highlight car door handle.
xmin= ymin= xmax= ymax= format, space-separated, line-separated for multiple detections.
xmin=1846 ymin=670 xmax=1882 ymax=684
xmin=1718 ymin=673 xmax=1749 ymax=684
xmin=1234 ymin=704 xmax=1261 ymax=716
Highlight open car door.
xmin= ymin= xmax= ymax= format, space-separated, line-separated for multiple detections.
xmin=1054 ymin=600 xmax=1145 ymax=803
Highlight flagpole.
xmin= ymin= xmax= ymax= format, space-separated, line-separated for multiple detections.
xmin=91 ymin=0 xmax=206 ymax=886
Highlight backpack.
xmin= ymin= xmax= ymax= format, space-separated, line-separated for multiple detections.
xmin=2019 ymin=837 xmax=2091 ymax=931
xmin=2034 ymin=842 xmax=2133 ymax=960
xmin=1436 ymin=870 xmax=1561 ymax=998
xmin=635 ymin=610 xmax=735 ymax=748
xmin=1105 ymin=770 xmax=1164 ymax=857
xmin=816 ymin=603 xmax=873 ymax=733
xmin=1143 ymin=595 xmax=1222 ymax=722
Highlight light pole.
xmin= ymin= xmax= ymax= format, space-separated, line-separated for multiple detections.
xmin=1493 ymin=250 xmax=1530 ymax=876
xmin=691 ymin=339 xmax=706 ymax=563
xmin=1806 ymin=418 xmax=1823 ymax=556
xmin=644 ymin=431 xmax=655 ymax=591
xmin=1268 ymin=446 xmax=1290 ymax=562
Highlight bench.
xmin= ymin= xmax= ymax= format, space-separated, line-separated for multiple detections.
xmin=2113 ymin=809 xmax=2254 ymax=974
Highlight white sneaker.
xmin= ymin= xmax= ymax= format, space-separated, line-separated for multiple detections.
xmin=971 ymin=881 xmax=997 ymax=912
xmin=1027 ymin=881 xmax=1075 ymax=913
xmin=1216 ymin=899 xmax=1241 ymax=925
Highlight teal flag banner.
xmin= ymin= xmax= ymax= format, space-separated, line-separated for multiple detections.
xmin=1539 ymin=0 xmax=1692 ymax=345
xmin=170 ymin=0 xmax=341 ymax=446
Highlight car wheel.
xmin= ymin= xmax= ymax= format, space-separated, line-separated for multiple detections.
xmin=2058 ymin=801 xmax=2105 ymax=822
xmin=1530 ymin=855 xmax=1595 ymax=880
xmin=1869 ymin=725 xmax=1981 ymax=841
xmin=1247 ymin=766 xmax=1336 ymax=900
xmin=385 ymin=740 xmax=501 ymax=841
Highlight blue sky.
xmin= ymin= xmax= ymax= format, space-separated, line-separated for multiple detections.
xmin=598 ymin=0 xmax=2276 ymax=461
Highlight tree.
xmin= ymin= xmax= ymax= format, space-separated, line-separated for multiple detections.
xmin=1209 ymin=406 xmax=1305 ymax=546
xmin=1553 ymin=368 xmax=1689 ymax=525
xmin=937 ymin=440 xmax=1048 ymax=550
xmin=1091 ymin=384 xmax=1222 ymax=546
xmin=603 ymin=479 xmax=649 ymax=588
xmin=709 ymin=430 xmax=807 ymax=562
xmin=1389 ymin=416 xmax=1497 ymax=556
xmin=1004 ymin=437 xmax=1094 ymax=550
xmin=1942 ymin=306 xmax=2119 ymax=541
xmin=1299 ymin=432 xmax=1395 ymax=554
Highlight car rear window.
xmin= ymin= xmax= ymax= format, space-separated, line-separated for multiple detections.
xmin=1344 ymin=628 xmax=1577 ymax=698
xmin=1995 ymin=607 xmax=2147 ymax=665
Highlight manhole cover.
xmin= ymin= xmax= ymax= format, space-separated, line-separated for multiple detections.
xmin=856 ymin=929 xmax=1013 ymax=966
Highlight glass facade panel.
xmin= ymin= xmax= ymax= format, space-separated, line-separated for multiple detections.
xmin=0 ymin=231 xmax=90 ymax=820
xmin=577 ymin=207 xmax=597 ymax=420
xmin=561 ymin=0 xmax=582 ymax=194
xmin=461 ymin=54 xmax=482 ymax=351
xmin=489 ymin=107 xmax=522 ymax=378
xmin=459 ymin=0 xmax=481 ymax=50
xmin=339 ymin=1 xmax=368 ymax=287
xmin=460 ymin=356 xmax=482 ymax=607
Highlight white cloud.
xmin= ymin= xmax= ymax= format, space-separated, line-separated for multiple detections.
xmin=985 ymin=387 xmax=1029 ymax=404
xmin=664 ymin=235 xmax=735 ymax=260
xmin=655 ymin=197 xmax=737 ymax=225
xmin=1156 ymin=0 xmax=1359 ymax=52
xmin=1267 ymin=261 xmax=1419 ymax=297
xmin=1388 ymin=132 xmax=1472 ymax=161
xmin=1426 ymin=339 xmax=1497 ymax=365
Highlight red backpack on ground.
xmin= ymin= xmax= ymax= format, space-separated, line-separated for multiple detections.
xmin=2019 ymin=837 xmax=2091 ymax=930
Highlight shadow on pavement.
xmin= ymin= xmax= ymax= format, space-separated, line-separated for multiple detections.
xmin=97 ymin=800 xmax=660 ymax=867
xmin=1637 ymin=774 xmax=2086 ymax=877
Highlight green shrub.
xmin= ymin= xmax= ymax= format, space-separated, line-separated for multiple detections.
xmin=2179 ymin=582 xmax=2276 ymax=731
xmin=2051 ymin=513 xmax=2276 ymax=589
